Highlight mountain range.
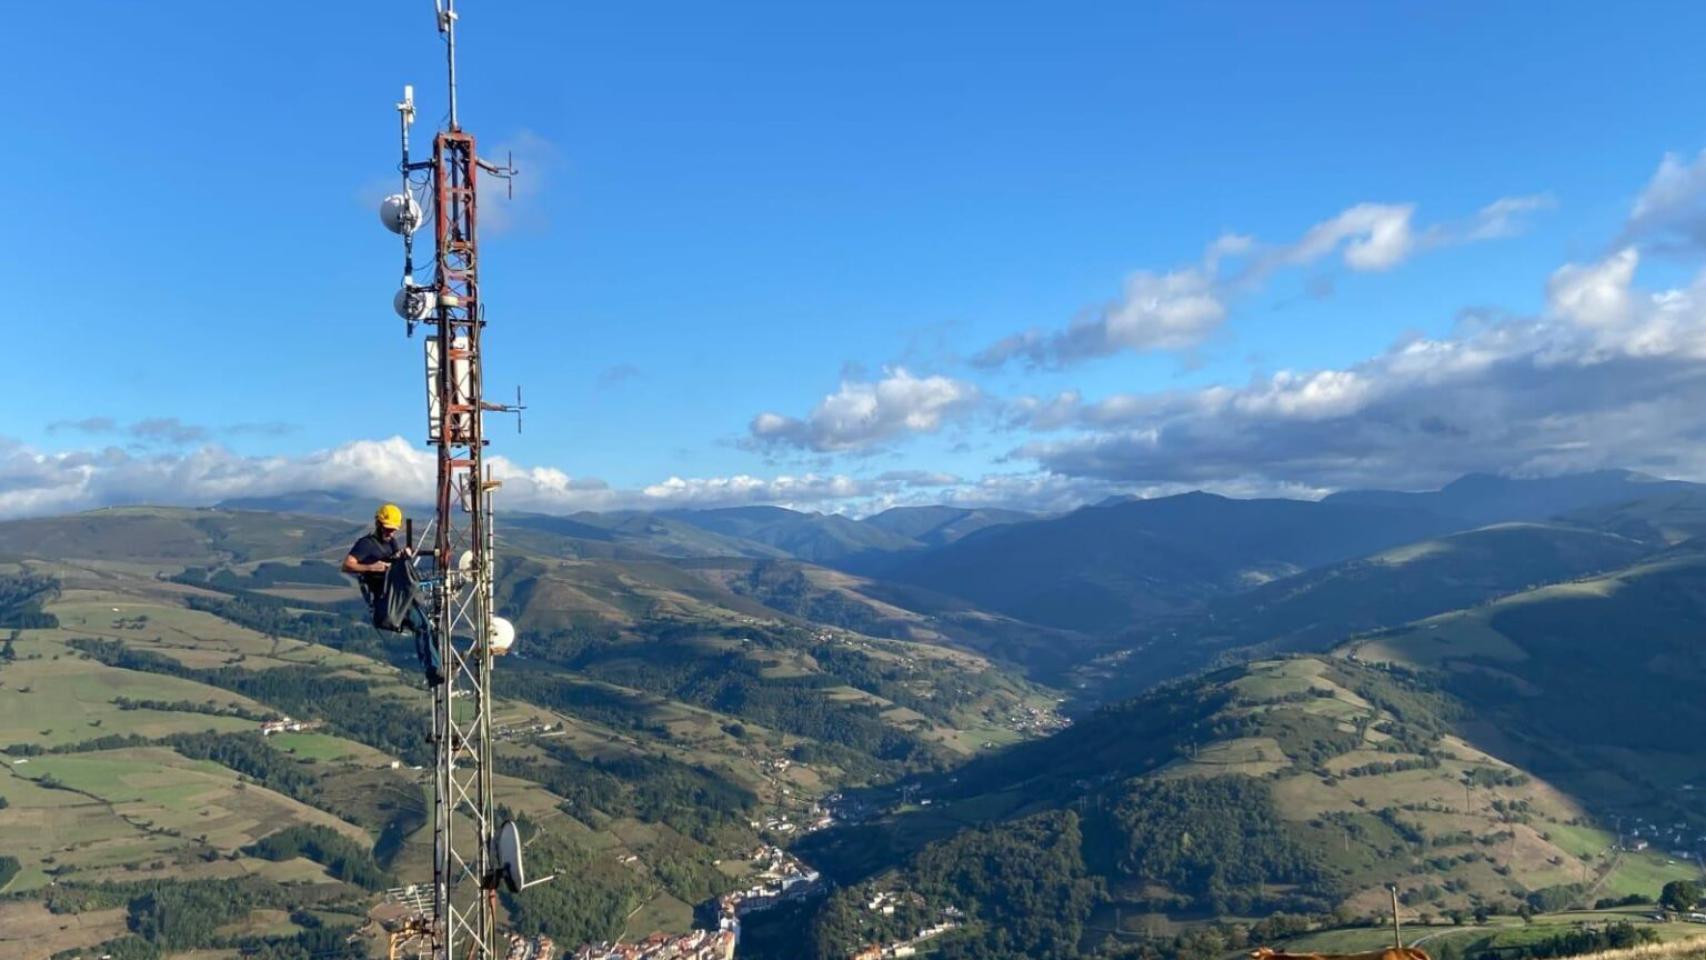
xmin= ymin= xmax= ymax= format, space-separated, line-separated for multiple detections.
xmin=5 ymin=469 xmax=1706 ymax=958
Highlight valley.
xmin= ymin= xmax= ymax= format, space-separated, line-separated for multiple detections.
xmin=4 ymin=471 xmax=1706 ymax=960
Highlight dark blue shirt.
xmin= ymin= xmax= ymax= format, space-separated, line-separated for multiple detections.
xmin=349 ymin=532 xmax=403 ymax=596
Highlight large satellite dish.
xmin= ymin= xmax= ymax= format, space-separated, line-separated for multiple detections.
xmin=496 ymin=819 xmax=524 ymax=893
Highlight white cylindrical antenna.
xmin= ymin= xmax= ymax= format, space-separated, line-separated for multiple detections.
xmin=395 ymin=82 xmax=419 ymax=306
xmin=398 ymin=84 xmax=416 ymax=126
xmin=439 ymin=0 xmax=460 ymax=129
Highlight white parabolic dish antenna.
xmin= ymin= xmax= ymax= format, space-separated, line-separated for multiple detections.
xmin=496 ymin=819 xmax=524 ymax=893
xmin=394 ymin=285 xmax=437 ymax=321
xmin=379 ymin=193 xmax=422 ymax=235
xmin=489 ymin=616 xmax=515 ymax=655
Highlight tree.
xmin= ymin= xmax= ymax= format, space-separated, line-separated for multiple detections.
xmin=1660 ymin=880 xmax=1700 ymax=914
xmin=1473 ymin=904 xmax=1491 ymax=924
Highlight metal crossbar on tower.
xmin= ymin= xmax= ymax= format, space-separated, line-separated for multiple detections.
xmin=379 ymin=3 xmax=534 ymax=959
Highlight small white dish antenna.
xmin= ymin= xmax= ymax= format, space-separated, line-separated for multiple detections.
xmin=457 ymin=549 xmax=475 ymax=572
xmin=379 ymin=193 xmax=422 ymax=235
xmin=489 ymin=616 xmax=515 ymax=655
xmin=394 ymin=285 xmax=437 ymax=321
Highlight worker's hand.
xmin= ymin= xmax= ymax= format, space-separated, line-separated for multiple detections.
xmin=372 ymin=561 xmax=391 ymax=573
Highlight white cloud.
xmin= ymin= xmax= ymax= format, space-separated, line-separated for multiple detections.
xmin=1228 ymin=369 xmax=1376 ymax=420
xmin=1285 ymin=202 xmax=1417 ymax=271
xmin=639 ymin=473 xmax=869 ymax=508
xmin=0 ymin=435 xmax=902 ymax=520
xmin=1101 ymin=269 xmax=1229 ymax=350
xmin=1007 ymin=391 xmax=1084 ymax=431
xmin=975 ymin=193 xmax=1551 ymax=369
xmin=1462 ymin=194 xmax=1557 ymax=241
xmin=1010 ymin=245 xmax=1706 ymax=491
xmin=1546 ymin=248 xmax=1638 ymax=330
xmin=748 ymin=368 xmax=982 ymax=453
xmin=874 ymin=469 xmax=962 ymax=488
xmin=1625 ymin=148 xmax=1706 ymax=250
xmin=0 ymin=431 xmax=1118 ymax=520
xmin=477 ymin=129 xmax=558 ymax=236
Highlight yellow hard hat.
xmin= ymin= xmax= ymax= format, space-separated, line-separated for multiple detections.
xmin=376 ymin=503 xmax=404 ymax=529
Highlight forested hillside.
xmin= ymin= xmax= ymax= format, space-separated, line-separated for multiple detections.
xmin=5 ymin=474 xmax=1706 ymax=959
xmin=787 ymin=640 xmax=1706 ymax=958
xmin=0 ymin=509 xmax=1055 ymax=959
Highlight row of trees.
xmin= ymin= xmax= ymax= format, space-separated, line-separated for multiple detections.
xmin=242 ymin=824 xmax=389 ymax=890
xmin=0 ymin=572 xmax=60 ymax=629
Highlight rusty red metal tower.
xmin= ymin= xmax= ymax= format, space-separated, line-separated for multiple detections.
xmin=381 ymin=3 xmax=534 ymax=958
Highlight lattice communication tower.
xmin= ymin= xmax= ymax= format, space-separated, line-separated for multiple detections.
xmin=377 ymin=3 xmax=542 ymax=958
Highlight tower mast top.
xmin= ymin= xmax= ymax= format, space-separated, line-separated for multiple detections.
xmin=434 ymin=0 xmax=461 ymax=130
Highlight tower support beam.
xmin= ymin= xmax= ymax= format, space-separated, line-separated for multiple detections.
xmin=426 ymin=126 xmax=499 ymax=960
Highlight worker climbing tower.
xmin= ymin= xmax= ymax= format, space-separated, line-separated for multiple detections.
xmin=378 ymin=3 xmax=540 ymax=958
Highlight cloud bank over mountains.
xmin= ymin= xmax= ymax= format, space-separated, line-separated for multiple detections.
xmin=0 ymin=434 xmax=1097 ymax=520
xmin=5 ymin=152 xmax=1705 ymax=520
xmin=1012 ymin=245 xmax=1706 ymax=491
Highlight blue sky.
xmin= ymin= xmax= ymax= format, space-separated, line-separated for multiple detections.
xmin=9 ymin=1 xmax=1706 ymax=516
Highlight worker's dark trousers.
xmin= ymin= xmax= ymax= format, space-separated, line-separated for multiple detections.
xmin=404 ymin=603 xmax=443 ymax=684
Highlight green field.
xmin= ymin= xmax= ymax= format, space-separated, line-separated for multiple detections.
xmin=1603 ymin=852 xmax=1706 ymax=899
xmin=1275 ymin=910 xmax=1706 ymax=954
xmin=0 ymin=629 xmax=265 ymax=750
xmin=2 ymin=746 xmax=368 ymax=891
xmin=621 ymin=892 xmax=695 ymax=940
xmin=265 ymin=730 xmax=365 ymax=761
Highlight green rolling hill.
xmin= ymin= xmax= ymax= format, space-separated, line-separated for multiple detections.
xmin=1080 ymin=521 xmax=1657 ymax=699
xmin=1349 ymin=540 xmax=1706 ymax=816
xmin=790 ymin=655 xmax=1675 ymax=960
xmin=8 ymin=473 xmax=1706 ymax=959
xmin=776 ymin=516 xmax=1706 ymax=960
xmin=0 ymin=509 xmax=1060 ymax=959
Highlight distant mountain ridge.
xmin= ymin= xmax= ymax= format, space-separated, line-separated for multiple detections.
xmin=212 ymin=471 xmax=1703 ymax=571
xmin=1323 ymin=469 xmax=1697 ymax=525
xmin=194 ymin=471 xmax=1706 ymax=646
xmin=859 ymin=505 xmax=1036 ymax=547
xmin=658 ymin=505 xmax=922 ymax=563
xmin=855 ymin=492 xmax=1464 ymax=633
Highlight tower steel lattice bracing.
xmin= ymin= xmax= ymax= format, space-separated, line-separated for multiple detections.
xmin=380 ymin=4 xmax=528 ymax=958
xmin=426 ymin=123 xmax=499 ymax=960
